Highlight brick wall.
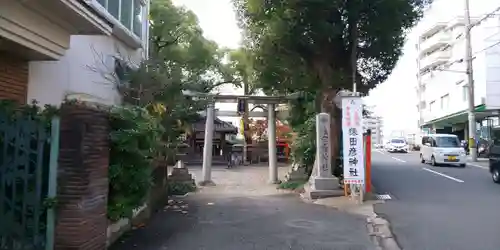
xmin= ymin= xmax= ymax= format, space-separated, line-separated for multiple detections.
xmin=55 ymin=103 xmax=110 ymax=250
xmin=0 ymin=53 xmax=28 ymax=103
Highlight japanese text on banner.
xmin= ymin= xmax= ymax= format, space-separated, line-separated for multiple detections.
xmin=342 ymin=97 xmax=365 ymax=184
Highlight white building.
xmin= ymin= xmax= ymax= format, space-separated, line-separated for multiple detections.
xmin=1 ymin=0 xmax=149 ymax=106
xmin=415 ymin=1 xmax=500 ymax=141
xmin=364 ymin=116 xmax=384 ymax=146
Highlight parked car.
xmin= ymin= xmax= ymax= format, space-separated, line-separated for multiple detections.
xmin=487 ymin=140 xmax=500 ymax=183
xmin=385 ymin=138 xmax=409 ymax=153
xmin=420 ymin=134 xmax=466 ymax=167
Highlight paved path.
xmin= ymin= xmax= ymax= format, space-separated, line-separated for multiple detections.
xmin=111 ymin=164 xmax=377 ymax=250
xmin=371 ymin=150 xmax=500 ymax=250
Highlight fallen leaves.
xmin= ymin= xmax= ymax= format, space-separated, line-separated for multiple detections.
xmin=164 ymin=199 xmax=189 ymax=214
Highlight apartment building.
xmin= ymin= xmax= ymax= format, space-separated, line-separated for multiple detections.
xmin=0 ymin=0 xmax=149 ymax=106
xmin=363 ymin=116 xmax=384 ymax=146
xmin=415 ymin=7 xmax=500 ymax=141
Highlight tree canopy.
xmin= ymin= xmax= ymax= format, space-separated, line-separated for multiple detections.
xmin=234 ymin=0 xmax=432 ymax=95
xmin=233 ymin=0 xmax=432 ymax=166
xmin=118 ymin=0 xmax=240 ymax=154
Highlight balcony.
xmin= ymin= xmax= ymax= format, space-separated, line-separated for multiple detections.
xmin=419 ymin=50 xmax=451 ymax=73
xmin=419 ymin=22 xmax=447 ymax=41
xmin=0 ymin=0 xmax=112 ymax=60
xmin=419 ymin=31 xmax=451 ymax=57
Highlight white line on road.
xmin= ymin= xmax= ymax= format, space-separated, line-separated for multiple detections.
xmin=467 ymin=163 xmax=488 ymax=170
xmin=422 ymin=167 xmax=464 ymax=183
xmin=374 ymin=150 xmax=385 ymax=155
xmin=391 ymin=157 xmax=406 ymax=163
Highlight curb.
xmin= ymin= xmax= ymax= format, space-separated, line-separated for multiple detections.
xmin=467 ymin=162 xmax=488 ymax=170
xmin=366 ymin=216 xmax=401 ymax=250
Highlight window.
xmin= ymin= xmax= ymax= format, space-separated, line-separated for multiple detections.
xmin=440 ymin=94 xmax=449 ymax=109
xmin=422 ymin=136 xmax=429 ymax=145
xmin=96 ymin=0 xmax=145 ymax=38
xmin=391 ymin=139 xmax=406 ymax=144
xmin=435 ymin=136 xmax=460 ymax=148
xmin=133 ymin=0 xmax=143 ymax=37
xmin=429 ymin=101 xmax=435 ymax=112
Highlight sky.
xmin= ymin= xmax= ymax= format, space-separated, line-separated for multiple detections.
xmin=171 ymin=0 xmax=497 ymax=135
xmin=172 ymin=0 xmax=243 ymax=126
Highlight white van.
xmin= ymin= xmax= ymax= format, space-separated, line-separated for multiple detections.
xmin=420 ymin=134 xmax=466 ymax=167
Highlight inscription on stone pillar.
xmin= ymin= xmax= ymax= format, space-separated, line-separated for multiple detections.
xmin=316 ymin=113 xmax=332 ymax=177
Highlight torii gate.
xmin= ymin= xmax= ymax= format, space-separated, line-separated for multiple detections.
xmin=183 ymin=91 xmax=299 ymax=186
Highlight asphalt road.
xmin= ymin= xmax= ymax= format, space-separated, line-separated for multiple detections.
xmin=111 ymin=194 xmax=376 ymax=250
xmin=372 ymin=150 xmax=500 ymax=250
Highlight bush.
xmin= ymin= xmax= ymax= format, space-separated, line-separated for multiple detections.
xmin=278 ymin=180 xmax=306 ymax=190
xmin=107 ymin=105 xmax=165 ymax=221
xmin=290 ymin=116 xmax=316 ymax=176
xmin=168 ymin=182 xmax=197 ymax=196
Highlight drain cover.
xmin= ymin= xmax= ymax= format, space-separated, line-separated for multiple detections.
xmin=375 ymin=194 xmax=392 ymax=200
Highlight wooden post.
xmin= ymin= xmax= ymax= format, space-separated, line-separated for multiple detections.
xmin=365 ymin=132 xmax=372 ymax=193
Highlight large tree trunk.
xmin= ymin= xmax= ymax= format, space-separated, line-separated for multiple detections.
xmin=321 ymin=88 xmax=342 ymax=170
xmin=312 ymin=59 xmax=342 ymax=170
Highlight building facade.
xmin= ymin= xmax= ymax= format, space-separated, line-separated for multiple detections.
xmin=364 ymin=116 xmax=384 ymax=146
xmin=415 ymin=6 xmax=500 ymax=141
xmin=1 ymin=0 xmax=149 ymax=106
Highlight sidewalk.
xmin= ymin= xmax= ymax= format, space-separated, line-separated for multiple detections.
xmin=467 ymin=157 xmax=489 ymax=169
xmin=110 ymin=164 xmax=377 ymax=250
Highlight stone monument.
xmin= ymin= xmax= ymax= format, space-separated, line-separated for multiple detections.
xmin=302 ymin=113 xmax=342 ymax=199
xmin=168 ymin=160 xmax=196 ymax=187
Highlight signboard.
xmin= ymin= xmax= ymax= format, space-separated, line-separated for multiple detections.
xmin=342 ymin=97 xmax=365 ymax=184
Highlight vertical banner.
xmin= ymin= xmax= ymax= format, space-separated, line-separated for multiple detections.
xmin=240 ymin=117 xmax=245 ymax=136
xmin=342 ymin=97 xmax=365 ymax=184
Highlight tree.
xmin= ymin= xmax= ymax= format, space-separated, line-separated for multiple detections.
xmin=226 ymin=48 xmax=259 ymax=95
xmin=118 ymin=0 xmax=237 ymax=157
xmin=234 ymin=0 xmax=432 ymax=164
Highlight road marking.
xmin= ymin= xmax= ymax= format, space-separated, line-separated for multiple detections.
xmin=422 ymin=167 xmax=464 ymax=183
xmin=467 ymin=163 xmax=488 ymax=170
xmin=374 ymin=150 xmax=385 ymax=155
xmin=391 ymin=157 xmax=406 ymax=163
xmin=375 ymin=194 xmax=392 ymax=200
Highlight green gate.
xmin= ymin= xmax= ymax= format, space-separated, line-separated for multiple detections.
xmin=0 ymin=108 xmax=59 ymax=250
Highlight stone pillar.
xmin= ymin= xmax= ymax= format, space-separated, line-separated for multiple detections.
xmin=200 ymin=103 xmax=215 ymax=186
xmin=55 ymin=103 xmax=110 ymax=250
xmin=304 ymin=113 xmax=341 ymax=199
xmin=268 ymin=104 xmax=278 ymax=183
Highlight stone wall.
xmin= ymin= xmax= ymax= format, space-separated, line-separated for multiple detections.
xmin=52 ymin=102 xmax=171 ymax=249
xmin=55 ymin=103 xmax=110 ymax=250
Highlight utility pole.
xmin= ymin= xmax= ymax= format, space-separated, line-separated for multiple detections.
xmin=243 ymin=82 xmax=249 ymax=165
xmin=465 ymin=0 xmax=477 ymax=161
xmin=351 ymin=22 xmax=358 ymax=93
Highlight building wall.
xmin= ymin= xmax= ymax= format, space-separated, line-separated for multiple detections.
xmin=27 ymin=35 xmax=145 ymax=106
xmin=26 ymin=0 xmax=149 ymax=106
xmin=483 ymin=17 xmax=500 ymax=109
xmin=410 ymin=0 xmax=498 ymax=129
xmin=363 ymin=117 xmax=383 ymax=145
xmin=418 ymin=15 xmax=500 ymax=125
xmin=0 ymin=53 xmax=28 ymax=103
